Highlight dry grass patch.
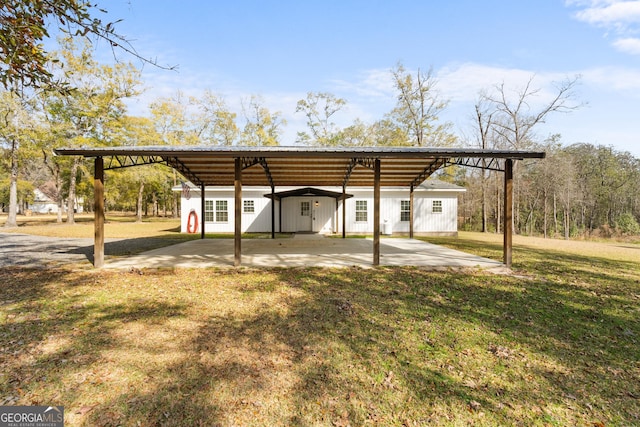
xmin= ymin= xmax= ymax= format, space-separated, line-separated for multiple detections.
xmin=1 ymin=250 xmax=639 ymax=426
xmin=0 ymin=214 xmax=185 ymax=239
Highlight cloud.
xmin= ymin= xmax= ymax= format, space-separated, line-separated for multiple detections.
xmin=329 ymin=68 xmax=395 ymax=99
xmin=568 ymin=1 xmax=640 ymax=54
xmin=612 ymin=36 xmax=640 ymax=53
xmin=580 ymin=65 xmax=640 ymax=91
xmin=571 ymin=0 xmax=640 ymax=27
xmin=435 ymin=63 xmax=571 ymax=105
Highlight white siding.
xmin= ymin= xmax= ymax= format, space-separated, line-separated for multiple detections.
xmin=280 ymin=196 xmax=336 ymax=233
xmin=181 ymin=187 xmax=279 ymax=234
xmin=178 ymin=184 xmax=463 ymax=235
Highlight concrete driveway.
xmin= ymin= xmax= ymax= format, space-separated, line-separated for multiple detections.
xmin=104 ymin=234 xmax=504 ymax=270
xmin=0 ymin=232 xmax=503 ymax=270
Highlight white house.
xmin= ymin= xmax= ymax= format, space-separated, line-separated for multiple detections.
xmin=27 ymin=187 xmax=84 ymax=214
xmin=177 ymin=179 xmax=465 ymax=236
xmin=29 ymin=188 xmax=59 ymax=214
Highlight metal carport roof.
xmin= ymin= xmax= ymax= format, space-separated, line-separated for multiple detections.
xmin=54 ymin=145 xmax=545 ymax=268
xmin=54 ymin=145 xmax=544 ymax=188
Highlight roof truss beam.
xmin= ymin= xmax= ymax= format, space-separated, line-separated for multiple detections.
xmin=165 ymin=157 xmax=204 ymax=186
xmin=241 ymin=156 xmax=274 ymax=188
xmin=410 ymin=158 xmax=448 ymax=188
xmin=343 ymin=157 xmax=376 ymax=187
xmin=454 ymin=157 xmax=505 ymax=172
xmin=104 ymin=154 xmax=166 ymax=170
xmin=103 ymin=154 xmax=204 ymax=187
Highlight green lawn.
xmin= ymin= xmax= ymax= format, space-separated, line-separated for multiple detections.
xmin=0 ymin=223 xmax=638 ymax=425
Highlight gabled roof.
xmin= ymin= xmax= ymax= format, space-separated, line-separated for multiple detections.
xmin=264 ymin=187 xmax=353 ymax=201
xmin=416 ymin=179 xmax=466 ymax=192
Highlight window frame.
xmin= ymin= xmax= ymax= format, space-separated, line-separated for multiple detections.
xmin=400 ymin=200 xmax=410 ymax=222
xmin=300 ymin=200 xmax=311 ymax=217
xmin=243 ymin=200 xmax=255 ymax=214
xmin=204 ymin=200 xmax=214 ymax=223
xmin=355 ymin=200 xmax=368 ymax=222
xmin=432 ymin=200 xmax=443 ymax=214
xmin=215 ymin=200 xmax=228 ymax=222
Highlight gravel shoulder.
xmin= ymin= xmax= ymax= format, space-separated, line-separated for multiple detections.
xmin=0 ymin=232 xmax=180 ymax=269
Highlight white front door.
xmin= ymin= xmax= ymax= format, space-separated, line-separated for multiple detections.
xmin=298 ymin=199 xmax=312 ymax=231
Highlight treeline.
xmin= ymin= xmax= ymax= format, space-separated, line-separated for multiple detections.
xmin=1 ymin=40 xmax=639 ymax=237
xmin=457 ymin=139 xmax=640 ymax=237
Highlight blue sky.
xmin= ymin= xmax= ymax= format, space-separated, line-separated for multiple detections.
xmin=92 ymin=1 xmax=640 ymax=156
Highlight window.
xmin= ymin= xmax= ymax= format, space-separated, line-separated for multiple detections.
xmin=243 ymin=200 xmax=255 ymax=213
xmin=432 ymin=200 xmax=443 ymax=213
xmin=216 ymin=200 xmax=228 ymax=222
xmin=300 ymin=201 xmax=310 ymax=216
xmin=401 ymin=200 xmax=410 ymax=221
xmin=355 ymin=200 xmax=367 ymax=222
xmin=204 ymin=200 xmax=214 ymax=222
xmin=204 ymin=200 xmax=229 ymax=222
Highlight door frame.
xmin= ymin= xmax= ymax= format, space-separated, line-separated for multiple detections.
xmin=297 ymin=198 xmax=313 ymax=232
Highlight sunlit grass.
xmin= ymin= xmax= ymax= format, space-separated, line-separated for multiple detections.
xmin=1 ymin=230 xmax=638 ymax=425
xmin=0 ymin=213 xmax=292 ymax=242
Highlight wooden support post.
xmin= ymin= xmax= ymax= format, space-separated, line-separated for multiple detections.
xmin=200 ymin=183 xmax=205 ymax=239
xmin=278 ymin=199 xmax=282 ymax=234
xmin=271 ymin=186 xmax=275 ymax=239
xmin=342 ymin=185 xmax=347 ymax=238
xmin=234 ymin=158 xmax=242 ymax=267
xmin=503 ymin=159 xmax=513 ymax=267
xmin=94 ymin=157 xmax=104 ymax=268
xmin=409 ymin=184 xmax=414 ymax=239
xmin=373 ymin=158 xmax=380 ymax=266
xmin=334 ymin=197 xmax=338 ymax=234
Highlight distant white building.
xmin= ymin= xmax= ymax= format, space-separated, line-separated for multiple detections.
xmin=28 ymin=187 xmax=84 ymax=214
xmin=29 ymin=188 xmax=59 ymax=214
xmin=177 ymin=179 xmax=465 ymax=236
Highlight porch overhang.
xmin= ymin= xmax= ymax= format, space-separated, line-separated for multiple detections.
xmin=264 ymin=187 xmax=353 ymax=201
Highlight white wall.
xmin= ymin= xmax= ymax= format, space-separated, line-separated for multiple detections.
xmin=179 ymin=185 xmax=462 ymax=235
xmin=338 ymin=188 xmax=460 ymax=234
xmin=281 ymin=196 xmax=337 ymax=233
xmin=181 ymin=187 xmax=280 ymax=234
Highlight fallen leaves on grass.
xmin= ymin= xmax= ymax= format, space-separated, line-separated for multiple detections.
xmin=0 ymin=259 xmax=638 ymax=426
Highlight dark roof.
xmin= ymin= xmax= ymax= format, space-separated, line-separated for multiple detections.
xmin=264 ymin=187 xmax=353 ymax=201
xmin=54 ymin=145 xmax=545 ymax=188
xmin=416 ymin=179 xmax=466 ymax=191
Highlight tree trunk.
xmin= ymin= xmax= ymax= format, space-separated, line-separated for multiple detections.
xmin=136 ymin=181 xmax=144 ymax=222
xmin=543 ymin=188 xmax=548 ymax=238
xmin=495 ymin=173 xmax=501 ymax=234
xmin=172 ymin=170 xmax=179 ymax=218
xmin=66 ymin=156 xmax=80 ymax=224
xmin=553 ymin=192 xmax=558 ymax=236
xmin=481 ymin=167 xmax=487 ymax=232
xmin=55 ymin=171 xmax=64 ymax=223
xmin=57 ymin=196 xmax=63 ymax=223
xmin=152 ymin=193 xmax=158 ymax=217
xmin=4 ymin=138 xmax=19 ymax=228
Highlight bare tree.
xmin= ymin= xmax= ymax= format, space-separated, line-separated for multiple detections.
xmin=295 ymin=92 xmax=346 ymax=146
xmin=473 ymin=97 xmax=495 ymax=232
xmin=191 ymin=90 xmax=238 ymax=146
xmin=388 ymin=63 xmax=455 ymax=147
xmin=240 ymin=95 xmax=286 ymax=146
xmin=483 ymin=75 xmax=582 ymax=150
xmin=479 ymin=75 xmax=582 ymax=234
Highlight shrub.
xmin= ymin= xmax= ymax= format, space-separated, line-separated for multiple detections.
xmin=616 ymin=212 xmax=640 ymax=235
